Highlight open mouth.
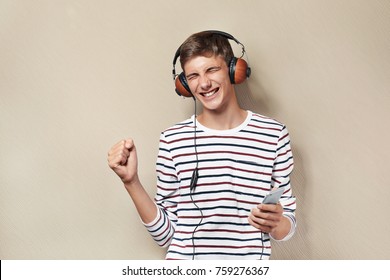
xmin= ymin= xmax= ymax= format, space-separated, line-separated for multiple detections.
xmin=200 ymin=88 xmax=219 ymax=98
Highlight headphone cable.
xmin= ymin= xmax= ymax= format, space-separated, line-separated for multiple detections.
xmin=189 ymin=98 xmax=203 ymax=260
xmin=260 ymin=232 xmax=264 ymax=260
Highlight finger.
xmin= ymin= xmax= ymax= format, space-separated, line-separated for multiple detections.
xmin=257 ymin=203 xmax=283 ymax=214
xmin=107 ymin=140 xmax=130 ymax=168
xmin=108 ymin=154 xmax=123 ymax=169
xmin=124 ymin=138 xmax=135 ymax=150
xmin=248 ymin=215 xmax=259 ymax=229
xmin=117 ymin=139 xmax=135 ymax=162
xmin=108 ymin=141 xmax=123 ymax=158
xmin=250 ymin=208 xmax=281 ymax=226
xmin=111 ymin=150 xmax=130 ymax=168
xmin=256 ymin=208 xmax=282 ymax=223
xmin=249 ymin=209 xmax=266 ymax=226
xmin=248 ymin=216 xmax=272 ymax=233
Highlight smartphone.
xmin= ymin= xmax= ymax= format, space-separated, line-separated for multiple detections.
xmin=262 ymin=187 xmax=285 ymax=204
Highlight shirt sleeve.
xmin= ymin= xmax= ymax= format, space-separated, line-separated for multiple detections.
xmin=271 ymin=125 xmax=297 ymax=241
xmin=143 ymin=132 xmax=180 ymax=247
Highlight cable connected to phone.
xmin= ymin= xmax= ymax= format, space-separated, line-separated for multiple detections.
xmin=260 ymin=232 xmax=265 ymax=260
xmin=190 ymin=179 xmax=203 ymax=260
xmin=189 ymin=98 xmax=203 ymax=260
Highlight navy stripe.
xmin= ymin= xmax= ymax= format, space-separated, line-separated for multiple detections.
xmin=240 ymin=129 xmax=279 ymax=139
xmin=158 ymin=147 xmax=171 ymax=153
xmin=147 ymin=213 xmax=168 ymax=234
xmin=177 ymin=205 xmax=252 ymax=213
xmin=165 ymin=129 xmax=201 ymax=138
xmin=178 ymin=173 xmax=271 ymax=186
xmin=181 ymin=188 xmax=264 ymax=199
xmin=156 ymin=162 xmax=176 ymax=171
xmin=252 ymin=118 xmax=284 ymax=128
xmin=176 ymin=158 xmax=273 ymax=169
xmin=276 ymin=140 xmax=291 ymax=152
xmin=176 ymin=221 xmax=254 ymax=227
xmin=172 ymin=236 xmax=263 ymax=243
xmin=157 ymin=178 xmax=178 ymax=184
xmin=275 ymin=156 xmax=293 ymax=166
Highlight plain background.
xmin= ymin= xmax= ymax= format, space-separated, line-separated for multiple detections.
xmin=1 ymin=0 xmax=389 ymax=259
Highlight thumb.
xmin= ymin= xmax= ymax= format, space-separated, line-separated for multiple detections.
xmin=124 ymin=138 xmax=135 ymax=150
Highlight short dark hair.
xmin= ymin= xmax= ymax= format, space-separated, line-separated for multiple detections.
xmin=179 ymin=31 xmax=234 ymax=71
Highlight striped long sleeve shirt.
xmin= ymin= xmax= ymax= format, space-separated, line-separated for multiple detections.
xmin=144 ymin=111 xmax=296 ymax=260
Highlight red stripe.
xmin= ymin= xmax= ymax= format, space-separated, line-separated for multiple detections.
xmin=161 ymin=236 xmax=172 ymax=247
xmin=170 ymin=244 xmax=269 ymax=249
xmin=164 ymin=124 xmax=194 ymax=133
xmin=165 ymin=135 xmax=276 ymax=146
xmin=248 ymin=123 xmax=281 ymax=132
xmin=277 ymin=149 xmax=292 ymax=157
xmin=156 ymin=170 xmax=177 ymax=178
xmin=285 ymin=201 xmax=296 ymax=207
xmin=180 ymin=165 xmax=271 ymax=176
xmin=175 ymin=228 xmax=261 ymax=234
xmin=157 ymin=155 xmax=173 ymax=162
xmin=279 ymin=132 xmax=289 ymax=142
xmin=271 ymin=177 xmax=281 ymax=184
xmin=156 ymin=184 xmax=180 ymax=192
xmin=252 ymin=113 xmax=274 ymax=121
xmin=179 ymin=196 xmax=260 ymax=206
xmin=173 ymin=150 xmax=274 ymax=161
xmin=274 ymin=163 xmax=294 ymax=172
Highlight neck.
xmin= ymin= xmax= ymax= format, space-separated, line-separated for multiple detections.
xmin=197 ymin=106 xmax=247 ymax=130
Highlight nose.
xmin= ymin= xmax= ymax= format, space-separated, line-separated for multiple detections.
xmin=198 ymin=74 xmax=211 ymax=90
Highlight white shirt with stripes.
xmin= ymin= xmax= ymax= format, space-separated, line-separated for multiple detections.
xmin=144 ymin=111 xmax=296 ymax=260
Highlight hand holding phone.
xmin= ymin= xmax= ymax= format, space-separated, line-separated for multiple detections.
xmin=262 ymin=187 xmax=285 ymax=204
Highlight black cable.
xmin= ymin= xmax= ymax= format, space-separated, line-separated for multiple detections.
xmin=189 ymin=98 xmax=203 ymax=260
xmin=190 ymin=184 xmax=203 ymax=260
xmin=260 ymin=232 xmax=264 ymax=260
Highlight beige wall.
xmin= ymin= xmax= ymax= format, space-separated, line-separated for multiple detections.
xmin=1 ymin=0 xmax=389 ymax=259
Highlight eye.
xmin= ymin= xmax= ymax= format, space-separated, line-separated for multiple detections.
xmin=207 ymin=66 xmax=221 ymax=73
xmin=186 ymin=73 xmax=198 ymax=81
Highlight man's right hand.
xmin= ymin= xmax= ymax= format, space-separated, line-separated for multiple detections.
xmin=107 ymin=138 xmax=139 ymax=185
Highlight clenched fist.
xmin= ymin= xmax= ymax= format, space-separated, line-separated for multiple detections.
xmin=107 ymin=138 xmax=139 ymax=185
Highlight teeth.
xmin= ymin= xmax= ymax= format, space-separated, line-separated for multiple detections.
xmin=203 ymin=89 xmax=217 ymax=97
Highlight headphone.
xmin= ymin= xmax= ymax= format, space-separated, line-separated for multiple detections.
xmin=172 ymin=30 xmax=251 ymax=98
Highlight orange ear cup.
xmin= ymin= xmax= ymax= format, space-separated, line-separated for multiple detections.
xmin=229 ymin=57 xmax=251 ymax=84
xmin=175 ymin=72 xmax=193 ymax=98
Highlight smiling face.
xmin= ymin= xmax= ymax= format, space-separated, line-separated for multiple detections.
xmin=184 ymin=55 xmax=237 ymax=114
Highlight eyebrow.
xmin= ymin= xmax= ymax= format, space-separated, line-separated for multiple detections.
xmin=185 ymin=65 xmax=222 ymax=79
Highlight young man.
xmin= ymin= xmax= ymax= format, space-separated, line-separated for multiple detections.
xmin=107 ymin=31 xmax=296 ymax=260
